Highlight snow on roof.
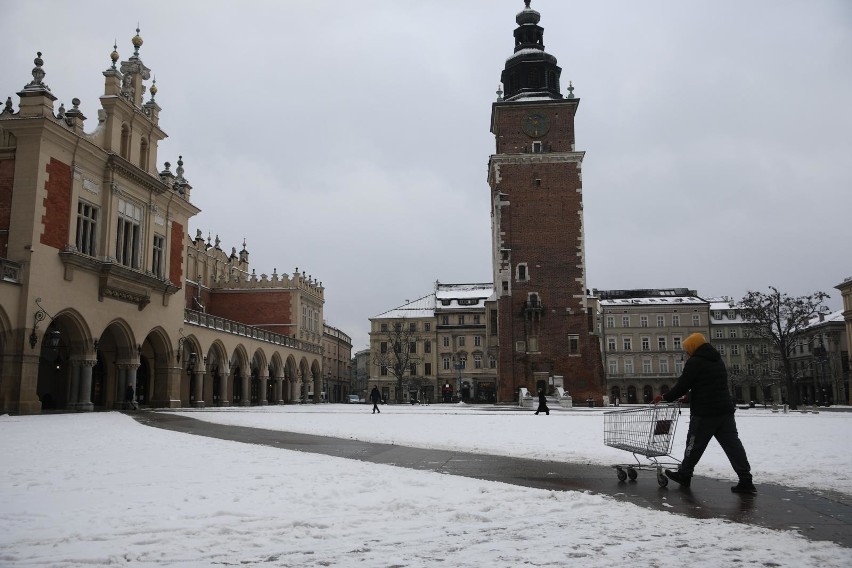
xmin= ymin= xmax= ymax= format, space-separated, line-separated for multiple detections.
xmin=599 ymin=296 xmax=706 ymax=307
xmin=372 ymin=293 xmax=436 ymax=320
xmin=805 ymin=310 xmax=845 ymax=328
xmin=435 ymin=282 xmax=493 ymax=299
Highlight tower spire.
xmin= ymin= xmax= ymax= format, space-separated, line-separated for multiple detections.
xmin=499 ymin=1 xmax=563 ymax=101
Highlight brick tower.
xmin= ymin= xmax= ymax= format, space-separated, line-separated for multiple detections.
xmin=488 ymin=1 xmax=604 ymax=403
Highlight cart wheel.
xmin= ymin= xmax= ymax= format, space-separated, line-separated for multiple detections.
xmin=627 ymin=468 xmax=638 ymax=481
xmin=616 ymin=467 xmax=627 ymax=482
xmin=657 ymin=472 xmax=668 ymax=487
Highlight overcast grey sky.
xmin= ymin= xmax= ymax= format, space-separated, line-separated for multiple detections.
xmin=3 ymin=0 xmax=850 ymax=350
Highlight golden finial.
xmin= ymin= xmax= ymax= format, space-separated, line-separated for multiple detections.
xmin=132 ymin=26 xmax=143 ymax=55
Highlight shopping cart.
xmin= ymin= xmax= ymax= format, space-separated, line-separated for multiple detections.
xmin=603 ymin=402 xmax=682 ymax=486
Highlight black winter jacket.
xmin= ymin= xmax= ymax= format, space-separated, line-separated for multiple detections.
xmin=663 ymin=343 xmax=735 ymax=416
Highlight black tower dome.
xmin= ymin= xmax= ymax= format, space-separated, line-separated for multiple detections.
xmin=500 ymin=0 xmax=562 ymax=101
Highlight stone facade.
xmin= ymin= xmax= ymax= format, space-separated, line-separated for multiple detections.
xmin=0 ymin=33 xmax=340 ymax=414
xmin=322 ymin=323 xmax=352 ymax=403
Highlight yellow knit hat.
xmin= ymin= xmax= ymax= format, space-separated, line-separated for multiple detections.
xmin=683 ymin=333 xmax=707 ymax=356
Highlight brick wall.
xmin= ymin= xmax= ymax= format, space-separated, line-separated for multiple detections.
xmin=207 ymin=289 xmax=294 ymax=335
xmin=40 ymin=158 xmax=71 ymax=249
xmin=492 ymin=100 xmax=604 ymax=403
xmin=0 ymin=158 xmax=13 ymax=256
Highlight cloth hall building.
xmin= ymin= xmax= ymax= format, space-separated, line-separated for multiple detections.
xmin=0 ymin=32 xmax=344 ymax=415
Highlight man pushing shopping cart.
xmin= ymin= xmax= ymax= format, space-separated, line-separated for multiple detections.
xmin=606 ymin=333 xmax=756 ymax=493
xmin=656 ymin=333 xmax=756 ymax=493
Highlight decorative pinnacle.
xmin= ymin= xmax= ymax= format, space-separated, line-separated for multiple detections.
xmin=496 ymin=84 xmax=504 ymax=101
xmin=132 ymin=26 xmax=143 ymax=56
xmin=150 ymin=77 xmax=157 ymax=100
xmin=30 ymin=51 xmax=46 ymax=86
xmin=567 ymin=81 xmax=575 ymax=98
xmin=110 ymin=42 xmax=119 ymax=69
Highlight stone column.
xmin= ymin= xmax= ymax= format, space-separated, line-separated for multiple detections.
xmin=76 ymin=360 xmax=96 ymax=412
xmin=259 ymin=375 xmax=269 ymax=405
xmin=275 ymin=377 xmax=284 ymax=404
xmin=191 ymin=369 xmax=205 ymax=408
xmin=241 ymin=373 xmax=251 ymax=406
xmin=220 ymin=371 xmax=230 ymax=407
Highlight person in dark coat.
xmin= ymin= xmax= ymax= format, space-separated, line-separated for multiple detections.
xmin=369 ymin=386 xmax=382 ymax=414
xmin=655 ymin=333 xmax=755 ymax=493
xmin=534 ymin=389 xmax=549 ymax=415
xmin=125 ymin=384 xmax=138 ymax=410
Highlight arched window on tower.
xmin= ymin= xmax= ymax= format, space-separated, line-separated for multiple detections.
xmin=120 ymin=124 xmax=130 ymax=159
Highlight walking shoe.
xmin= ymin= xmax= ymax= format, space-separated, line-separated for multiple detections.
xmin=665 ymin=469 xmax=692 ymax=487
xmin=731 ymin=481 xmax=757 ymax=494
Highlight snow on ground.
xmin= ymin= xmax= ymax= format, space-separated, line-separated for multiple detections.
xmin=0 ymin=406 xmax=850 ymax=567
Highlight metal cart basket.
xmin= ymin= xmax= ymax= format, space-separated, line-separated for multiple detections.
xmin=604 ymin=403 xmax=682 ymax=486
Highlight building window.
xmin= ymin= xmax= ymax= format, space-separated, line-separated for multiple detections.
xmin=624 ymin=359 xmax=634 ymax=375
xmin=728 ymin=311 xmax=736 ymax=320
xmin=151 ymin=234 xmax=165 ymax=278
xmin=732 ymin=344 xmax=739 ymax=355
xmin=715 ymin=328 xmax=724 ymax=339
xmin=608 ymin=359 xmax=617 ymax=374
xmin=474 ymin=336 xmax=482 ymax=347
xmin=517 ymin=263 xmax=528 ymax=281
xmin=658 ymin=337 xmax=667 ymax=351
xmin=675 ymin=360 xmax=683 ymax=374
xmin=657 ymin=315 xmax=665 ymax=327
xmin=474 ymin=354 xmax=482 ymax=369
xmin=731 ymin=363 xmax=741 ymax=376
xmin=394 ymin=323 xmax=402 ymax=332
xmin=458 ymin=315 xmax=465 ymax=325
xmin=75 ymin=201 xmax=98 ymax=256
xmin=380 ymin=341 xmax=387 ymax=354
xmin=729 ymin=328 xmax=737 ymax=338
xmin=672 ymin=314 xmax=680 ymax=326
xmin=606 ymin=316 xmax=614 ymax=328
xmin=532 ymin=141 xmax=542 ymax=153
xmin=410 ymin=322 xmax=417 ymax=332
xmin=568 ymin=334 xmax=579 ymax=354
xmin=380 ymin=365 xmax=388 ymax=376
xmin=425 ymin=363 xmax=432 ymax=376
xmin=116 ymin=198 xmax=143 ymax=269
xmin=622 ymin=337 xmax=632 ymax=351
xmin=719 ymin=345 xmax=726 ymax=355
xmin=660 ymin=358 xmax=669 ymax=374
xmin=640 ymin=315 xmax=648 ymax=328
xmin=473 ymin=315 xmax=481 ymax=324
xmin=441 ymin=315 xmax=449 ymax=325
xmin=409 ymin=341 xmax=416 ymax=353
xmin=410 ymin=363 xmax=417 ymax=376
xmin=673 ymin=336 xmax=682 ymax=350
xmin=425 ymin=323 xmax=431 ymax=332
xmin=458 ymin=336 xmax=465 ymax=348
xmin=622 ymin=316 xmax=630 ymax=327
xmin=458 ymin=355 xmax=467 ymax=369
xmin=425 ymin=340 xmax=431 ymax=354
xmin=760 ymin=344 xmax=768 ymax=355
xmin=641 ymin=337 xmax=650 ymax=351
xmin=443 ymin=357 xmax=450 ymax=370
xmin=747 ymin=363 xmax=755 ymax=376
xmin=692 ymin=314 xmax=701 ymax=326
xmin=443 ymin=336 xmax=450 ymax=348
xmin=489 ymin=356 xmax=497 ymax=368
xmin=607 ymin=337 xmax=616 ymax=351
xmin=643 ymin=359 xmax=652 ymax=374
xmin=381 ymin=323 xmax=388 ymax=332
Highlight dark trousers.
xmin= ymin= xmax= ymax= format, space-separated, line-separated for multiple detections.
xmin=679 ymin=413 xmax=751 ymax=480
xmin=535 ymin=402 xmax=549 ymax=415
xmin=372 ymin=402 xmax=380 ymax=413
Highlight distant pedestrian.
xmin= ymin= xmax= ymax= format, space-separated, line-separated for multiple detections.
xmin=125 ymin=384 xmax=138 ymax=410
xmin=654 ymin=333 xmax=755 ymax=493
xmin=370 ymin=386 xmax=382 ymax=414
xmin=534 ymin=389 xmax=549 ymax=415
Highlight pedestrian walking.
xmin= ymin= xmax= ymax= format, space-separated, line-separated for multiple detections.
xmin=125 ymin=384 xmax=138 ymax=410
xmin=654 ymin=333 xmax=756 ymax=493
xmin=534 ymin=389 xmax=549 ymax=415
xmin=370 ymin=386 xmax=382 ymax=414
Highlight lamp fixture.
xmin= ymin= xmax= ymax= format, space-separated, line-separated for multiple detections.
xmin=29 ymin=297 xmax=60 ymax=350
